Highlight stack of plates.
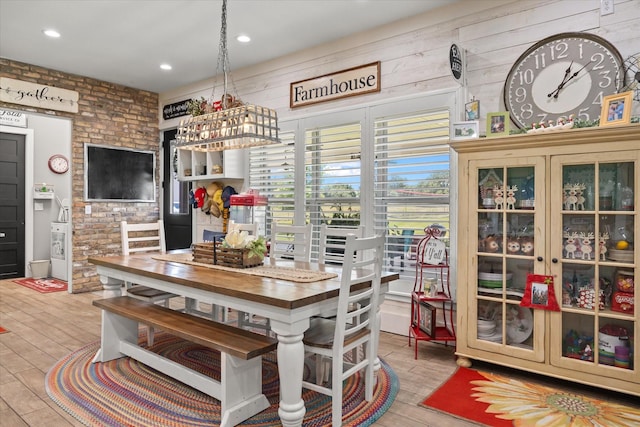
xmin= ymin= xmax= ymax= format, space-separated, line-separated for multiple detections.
xmin=477 ymin=319 xmax=502 ymax=342
xmin=478 ymin=271 xmax=513 ymax=288
xmin=608 ymin=249 xmax=634 ymax=263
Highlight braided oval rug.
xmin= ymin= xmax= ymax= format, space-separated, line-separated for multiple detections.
xmin=46 ymin=332 xmax=398 ymax=426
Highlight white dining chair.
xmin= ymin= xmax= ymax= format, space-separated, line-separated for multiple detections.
xmin=269 ymin=222 xmax=313 ymax=262
xmin=302 ymin=234 xmax=384 ymax=427
xmin=316 ymin=224 xmax=366 ymax=341
xmin=238 ymin=222 xmax=313 ymax=334
xmin=226 ymin=221 xmax=266 ymax=329
xmin=318 ymin=224 xmax=365 ymax=265
xmin=120 ymin=220 xmax=180 ymax=345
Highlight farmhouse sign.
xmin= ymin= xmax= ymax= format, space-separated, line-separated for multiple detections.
xmin=0 ymin=77 xmax=79 ymax=113
xmin=290 ymin=61 xmax=380 ymax=108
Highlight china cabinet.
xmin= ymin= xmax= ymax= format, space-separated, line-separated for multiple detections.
xmin=176 ymin=148 xmax=244 ymax=181
xmin=409 ymin=226 xmax=456 ymax=359
xmin=451 ymin=125 xmax=639 ymax=396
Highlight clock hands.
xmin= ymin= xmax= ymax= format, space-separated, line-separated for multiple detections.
xmin=548 ymin=59 xmax=595 ymax=99
xmin=548 ymin=61 xmax=573 ymax=98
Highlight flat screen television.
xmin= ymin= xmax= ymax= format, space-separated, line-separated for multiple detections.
xmin=84 ymin=144 xmax=156 ymax=202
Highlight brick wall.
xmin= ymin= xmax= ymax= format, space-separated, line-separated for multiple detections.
xmin=0 ymin=59 xmax=160 ymax=292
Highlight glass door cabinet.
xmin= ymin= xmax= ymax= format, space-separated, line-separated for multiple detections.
xmin=451 ymin=125 xmax=639 ymax=397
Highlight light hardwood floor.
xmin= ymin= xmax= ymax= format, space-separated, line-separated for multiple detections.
xmin=0 ymin=279 xmax=636 ymax=427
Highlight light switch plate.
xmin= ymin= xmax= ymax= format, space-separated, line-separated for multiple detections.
xmin=85 ymin=205 xmax=92 ymax=214
xmin=34 ymin=202 xmax=44 ymax=211
xmin=601 ymin=0 xmax=614 ymax=16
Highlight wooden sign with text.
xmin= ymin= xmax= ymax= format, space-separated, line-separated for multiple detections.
xmin=0 ymin=109 xmax=27 ymax=127
xmin=0 ymin=77 xmax=79 ymax=113
xmin=290 ymin=62 xmax=380 ymax=108
xmin=422 ymin=238 xmax=447 ymax=265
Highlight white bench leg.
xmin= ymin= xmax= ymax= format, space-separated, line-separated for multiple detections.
xmin=219 ymin=353 xmax=270 ymax=427
xmin=92 ymin=310 xmax=137 ymax=363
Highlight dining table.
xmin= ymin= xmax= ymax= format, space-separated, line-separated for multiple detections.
xmin=89 ymin=251 xmax=399 ymax=427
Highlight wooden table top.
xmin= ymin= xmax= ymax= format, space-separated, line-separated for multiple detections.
xmin=89 ymin=253 xmax=399 ymax=310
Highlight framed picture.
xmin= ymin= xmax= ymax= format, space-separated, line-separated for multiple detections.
xmin=465 ymin=99 xmax=480 ymax=120
xmin=486 ymin=112 xmax=510 ymax=137
xmin=520 ymin=274 xmax=560 ymax=311
xmin=451 ymin=121 xmax=479 ymax=140
xmin=600 ymin=91 xmax=633 ymax=127
xmin=419 ymin=302 xmax=436 ymax=337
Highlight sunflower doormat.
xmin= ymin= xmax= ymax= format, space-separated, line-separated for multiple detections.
xmin=421 ymin=367 xmax=640 ymax=426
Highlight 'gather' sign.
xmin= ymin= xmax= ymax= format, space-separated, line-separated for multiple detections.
xmin=0 ymin=77 xmax=79 ymax=113
xmin=290 ymin=62 xmax=380 ymax=109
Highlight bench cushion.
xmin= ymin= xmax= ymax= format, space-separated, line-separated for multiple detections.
xmin=93 ymin=296 xmax=277 ymax=360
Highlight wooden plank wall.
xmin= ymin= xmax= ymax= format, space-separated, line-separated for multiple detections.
xmin=159 ymin=0 xmax=640 ymax=130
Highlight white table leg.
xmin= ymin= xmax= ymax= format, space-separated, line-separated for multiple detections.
xmin=270 ymin=319 xmax=309 ymax=427
xmin=99 ymin=275 xmax=123 ymax=298
xmin=92 ymin=310 xmax=137 ymax=363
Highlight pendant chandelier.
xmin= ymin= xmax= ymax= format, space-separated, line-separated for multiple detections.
xmin=175 ymin=0 xmax=280 ymax=151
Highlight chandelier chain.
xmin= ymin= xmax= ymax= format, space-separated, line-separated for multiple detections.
xmin=214 ymin=0 xmax=240 ymax=109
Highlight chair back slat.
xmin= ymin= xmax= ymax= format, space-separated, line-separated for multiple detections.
xmin=269 ymin=222 xmax=313 ymax=262
xmin=229 ymin=220 xmax=258 ymax=235
xmin=121 ymin=220 xmax=166 ymax=255
xmin=318 ymin=224 xmax=365 ymax=265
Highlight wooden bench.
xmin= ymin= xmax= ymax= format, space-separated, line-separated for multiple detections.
xmin=92 ymin=296 xmax=277 ymax=427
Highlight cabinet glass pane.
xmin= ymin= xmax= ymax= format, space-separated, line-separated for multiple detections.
xmin=506 ymin=167 xmax=535 ymax=210
xmin=598 ymin=162 xmax=635 ymax=211
xmin=561 ymin=312 xmax=595 ymax=363
xmin=506 ymin=212 xmax=535 ymax=256
xmin=477 ymin=299 xmax=503 ymax=344
xmin=505 ymin=258 xmax=532 ymax=302
xmin=478 ymin=212 xmax=503 ymax=253
xmin=603 ymin=214 xmax=635 ymax=265
xmin=478 ymin=168 xmax=504 ymax=209
xmin=505 ymin=303 xmax=534 ymax=350
xmin=561 ymin=263 xmax=600 ymax=310
xmin=562 ymin=214 xmax=596 ymax=261
xmin=563 ymin=164 xmax=595 ymax=211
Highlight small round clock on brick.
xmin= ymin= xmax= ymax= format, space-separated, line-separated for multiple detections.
xmin=48 ymin=154 xmax=69 ymax=174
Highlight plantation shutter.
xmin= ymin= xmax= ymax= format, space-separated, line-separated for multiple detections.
xmin=248 ymin=130 xmax=296 ymax=236
xmin=373 ymin=108 xmax=451 ymax=289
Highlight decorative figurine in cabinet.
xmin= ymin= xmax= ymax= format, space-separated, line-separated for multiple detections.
xmin=408 ymin=225 xmax=456 ymax=359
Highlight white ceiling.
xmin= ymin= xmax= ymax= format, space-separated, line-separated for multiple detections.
xmin=0 ymin=0 xmax=459 ymax=93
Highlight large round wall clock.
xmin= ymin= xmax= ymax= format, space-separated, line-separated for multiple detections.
xmin=504 ymin=32 xmax=625 ymax=129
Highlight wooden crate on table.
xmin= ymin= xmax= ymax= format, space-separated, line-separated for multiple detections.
xmin=215 ymin=246 xmax=263 ymax=268
xmin=193 ymin=242 xmax=263 ymax=268
xmin=193 ymin=242 xmax=216 ymax=264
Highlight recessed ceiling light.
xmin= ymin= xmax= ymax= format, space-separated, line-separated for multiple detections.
xmin=160 ymin=64 xmax=172 ymax=71
xmin=237 ymin=34 xmax=251 ymax=43
xmin=43 ymin=29 xmax=61 ymax=38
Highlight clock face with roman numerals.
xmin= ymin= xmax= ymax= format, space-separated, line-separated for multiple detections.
xmin=504 ymin=32 xmax=625 ymax=129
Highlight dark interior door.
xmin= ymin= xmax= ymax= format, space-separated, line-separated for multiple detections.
xmin=0 ymin=132 xmax=26 ymax=278
xmin=162 ymin=129 xmax=192 ymax=250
